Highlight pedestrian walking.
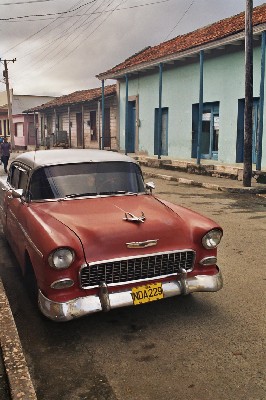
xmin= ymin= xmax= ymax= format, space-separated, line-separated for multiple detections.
xmin=0 ymin=137 xmax=11 ymax=173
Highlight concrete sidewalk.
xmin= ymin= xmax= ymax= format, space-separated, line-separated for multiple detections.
xmin=0 ymin=149 xmax=265 ymax=399
xmin=135 ymin=155 xmax=266 ymax=195
xmin=0 ymin=280 xmax=37 ymax=400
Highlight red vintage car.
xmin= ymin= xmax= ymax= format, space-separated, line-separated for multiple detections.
xmin=0 ymin=149 xmax=223 ymax=321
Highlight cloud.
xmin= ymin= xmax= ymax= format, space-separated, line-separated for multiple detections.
xmin=1 ymin=0 xmax=265 ymax=96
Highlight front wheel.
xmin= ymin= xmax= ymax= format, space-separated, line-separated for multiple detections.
xmin=23 ymin=260 xmax=38 ymax=305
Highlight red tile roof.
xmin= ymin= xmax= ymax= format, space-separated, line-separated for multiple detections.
xmin=24 ymin=84 xmax=116 ymax=112
xmin=98 ymin=4 xmax=266 ymax=78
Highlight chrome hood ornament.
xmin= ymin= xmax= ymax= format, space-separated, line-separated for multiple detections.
xmin=114 ymin=205 xmax=146 ymax=223
xmin=123 ymin=211 xmax=146 ymax=223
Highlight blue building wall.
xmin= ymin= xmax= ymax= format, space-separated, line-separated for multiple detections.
xmin=119 ymin=43 xmax=266 ymax=168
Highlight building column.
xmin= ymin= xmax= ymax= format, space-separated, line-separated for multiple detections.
xmin=257 ymin=31 xmax=266 ymax=171
xmin=101 ymin=80 xmax=105 ymax=150
xmin=81 ymin=104 xmax=84 ymax=149
xmin=68 ymin=106 xmax=71 ymax=148
xmin=197 ymin=50 xmax=204 ymax=165
xmin=158 ymin=63 xmax=163 ymax=159
xmin=125 ymin=74 xmax=129 ymax=155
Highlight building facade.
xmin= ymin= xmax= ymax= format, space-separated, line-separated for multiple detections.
xmin=0 ymin=90 xmax=54 ymax=148
xmin=97 ymin=4 xmax=266 ymax=170
xmin=25 ymin=85 xmax=118 ymax=150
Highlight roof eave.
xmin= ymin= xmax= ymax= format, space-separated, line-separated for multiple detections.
xmin=98 ymin=23 xmax=266 ymax=80
xmin=23 ymin=93 xmax=116 ymax=113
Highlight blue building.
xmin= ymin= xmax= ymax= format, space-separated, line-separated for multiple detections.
xmin=97 ymin=4 xmax=266 ymax=170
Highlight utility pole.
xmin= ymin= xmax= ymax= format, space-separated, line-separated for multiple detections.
xmin=243 ymin=0 xmax=253 ymax=187
xmin=1 ymin=58 xmax=16 ymax=150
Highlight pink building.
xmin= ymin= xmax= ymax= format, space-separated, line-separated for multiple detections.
xmin=0 ymin=91 xmax=54 ymax=149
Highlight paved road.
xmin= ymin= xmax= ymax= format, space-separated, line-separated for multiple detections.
xmin=0 ymin=178 xmax=265 ymax=400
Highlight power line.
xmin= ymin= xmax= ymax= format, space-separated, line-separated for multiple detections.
xmin=0 ymin=0 xmax=97 ymax=20
xmin=7 ymin=0 xmax=173 ymax=85
xmin=2 ymin=0 xmax=85 ymax=54
xmin=45 ymin=0 xmax=128 ymax=73
xmin=2 ymin=0 xmax=171 ymax=22
xmin=0 ymin=0 xmax=66 ymax=5
xmin=7 ymin=0 xmax=116 ymax=81
xmin=24 ymin=0 xmax=106 ymax=66
xmin=32 ymin=0 xmax=122 ymax=73
xmin=164 ymin=0 xmax=195 ymax=41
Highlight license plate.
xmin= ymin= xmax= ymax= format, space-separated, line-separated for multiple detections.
xmin=131 ymin=282 xmax=164 ymax=305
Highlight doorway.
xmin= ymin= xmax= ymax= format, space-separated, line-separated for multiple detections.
xmin=76 ymin=112 xmax=83 ymax=147
xmin=192 ymin=102 xmax=219 ymax=160
xmin=154 ymin=107 xmax=168 ymax=156
xmin=127 ymin=101 xmax=136 ymax=153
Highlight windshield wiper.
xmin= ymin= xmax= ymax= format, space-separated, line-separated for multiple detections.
xmin=64 ymin=192 xmax=98 ymax=198
xmin=98 ymin=191 xmax=138 ymax=196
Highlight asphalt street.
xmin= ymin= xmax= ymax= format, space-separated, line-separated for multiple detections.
xmin=0 ymin=170 xmax=265 ymax=400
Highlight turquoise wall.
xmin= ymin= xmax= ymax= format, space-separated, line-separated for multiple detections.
xmin=119 ymin=45 xmax=266 ymax=168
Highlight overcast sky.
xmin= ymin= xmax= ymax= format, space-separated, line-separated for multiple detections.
xmin=0 ymin=0 xmax=265 ymax=96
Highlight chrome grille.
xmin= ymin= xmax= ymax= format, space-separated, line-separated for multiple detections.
xmin=80 ymin=250 xmax=195 ymax=289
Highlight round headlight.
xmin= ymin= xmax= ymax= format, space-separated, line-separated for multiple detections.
xmin=202 ymin=229 xmax=223 ymax=249
xmin=48 ymin=248 xmax=75 ymax=269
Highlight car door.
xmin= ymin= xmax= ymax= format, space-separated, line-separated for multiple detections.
xmin=4 ymin=164 xmax=30 ymax=263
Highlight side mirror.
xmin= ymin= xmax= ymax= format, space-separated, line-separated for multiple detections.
xmin=12 ymin=188 xmax=23 ymax=198
xmin=145 ymin=181 xmax=155 ymax=193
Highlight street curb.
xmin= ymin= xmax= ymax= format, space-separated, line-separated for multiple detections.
xmin=142 ymin=171 xmax=266 ymax=194
xmin=0 ymin=279 xmax=37 ymax=400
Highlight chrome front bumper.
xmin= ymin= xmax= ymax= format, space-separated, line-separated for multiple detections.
xmin=38 ymin=268 xmax=223 ymax=322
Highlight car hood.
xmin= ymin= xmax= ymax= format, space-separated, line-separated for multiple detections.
xmin=33 ymin=195 xmax=194 ymax=263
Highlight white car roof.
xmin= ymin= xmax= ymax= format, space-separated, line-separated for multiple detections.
xmin=13 ymin=149 xmax=138 ymax=169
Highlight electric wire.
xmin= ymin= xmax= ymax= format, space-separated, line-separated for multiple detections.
xmin=1 ymin=0 xmax=171 ymax=22
xmin=0 ymin=0 xmax=66 ymax=5
xmin=164 ymin=0 xmax=195 ymax=41
xmin=47 ymin=0 xmax=127 ymax=70
xmin=0 ymin=0 xmax=97 ymax=20
xmin=25 ymin=0 xmax=107 ymax=67
xmin=5 ymin=0 xmax=173 ymax=88
xmin=7 ymin=0 xmax=121 ymax=82
xmin=2 ymin=0 xmax=86 ymax=55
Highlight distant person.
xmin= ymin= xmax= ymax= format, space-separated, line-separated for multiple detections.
xmin=0 ymin=137 xmax=11 ymax=173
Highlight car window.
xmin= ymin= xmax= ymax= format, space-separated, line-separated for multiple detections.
xmin=9 ymin=165 xmax=28 ymax=194
xmin=19 ymin=169 xmax=28 ymax=194
xmin=29 ymin=162 xmax=145 ymax=200
xmin=10 ymin=166 xmax=20 ymax=189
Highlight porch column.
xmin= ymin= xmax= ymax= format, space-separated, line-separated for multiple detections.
xmin=34 ymin=111 xmax=37 ymax=149
xmin=98 ymin=100 xmax=101 ymax=149
xmin=197 ymin=50 xmax=204 ymax=165
xmin=68 ymin=106 xmax=71 ymax=148
xmin=158 ymin=63 xmax=163 ymax=159
xmin=101 ymin=80 xmax=105 ymax=150
xmin=54 ymin=108 xmax=57 ymax=146
xmin=257 ymin=31 xmax=266 ymax=171
xmin=81 ymin=104 xmax=84 ymax=149
xmin=125 ymin=74 xmax=129 ymax=155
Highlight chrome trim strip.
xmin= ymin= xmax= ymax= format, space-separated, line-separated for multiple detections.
xmin=87 ymin=249 xmax=195 ymax=266
xmin=38 ymin=268 xmax=223 ymax=321
xmin=9 ymin=209 xmax=43 ymax=258
xmin=81 ymin=272 xmax=180 ymax=290
xmin=126 ymin=239 xmax=158 ymax=248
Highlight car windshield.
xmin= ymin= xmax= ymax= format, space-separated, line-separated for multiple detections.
xmin=29 ymin=161 xmax=145 ymax=200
